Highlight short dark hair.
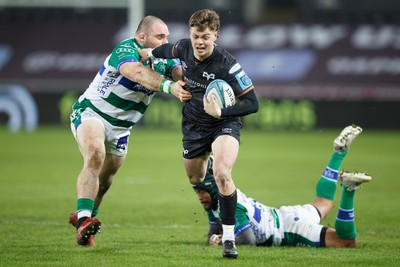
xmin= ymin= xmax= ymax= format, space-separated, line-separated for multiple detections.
xmin=189 ymin=9 xmax=220 ymax=33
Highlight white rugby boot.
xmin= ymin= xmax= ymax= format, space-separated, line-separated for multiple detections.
xmin=334 ymin=125 xmax=363 ymax=153
xmin=339 ymin=171 xmax=372 ymax=191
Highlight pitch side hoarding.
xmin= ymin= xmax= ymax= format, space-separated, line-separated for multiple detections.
xmin=0 ymin=16 xmax=399 ymax=128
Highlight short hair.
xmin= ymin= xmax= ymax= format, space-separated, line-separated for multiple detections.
xmin=189 ymin=9 xmax=220 ymax=33
xmin=135 ymin=15 xmax=165 ymax=35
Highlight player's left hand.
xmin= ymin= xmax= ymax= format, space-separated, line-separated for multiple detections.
xmin=171 ymin=80 xmax=192 ymax=102
xmin=203 ymin=95 xmax=221 ymax=119
xmin=209 ymin=234 xmax=222 ymax=246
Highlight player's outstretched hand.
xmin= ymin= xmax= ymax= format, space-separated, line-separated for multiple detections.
xmin=171 ymin=80 xmax=192 ymax=102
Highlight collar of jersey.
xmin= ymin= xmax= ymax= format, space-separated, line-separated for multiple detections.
xmin=133 ymin=38 xmax=145 ymax=49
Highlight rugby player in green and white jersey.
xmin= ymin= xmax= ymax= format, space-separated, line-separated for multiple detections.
xmin=194 ymin=125 xmax=371 ymax=248
xmin=69 ymin=16 xmax=191 ymax=246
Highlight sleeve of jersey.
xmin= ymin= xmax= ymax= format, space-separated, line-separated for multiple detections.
xmin=152 ymin=43 xmax=175 ymax=59
xmin=220 ymin=88 xmax=259 ymax=118
xmin=235 ymin=205 xmax=252 ymax=237
xmin=207 ymin=211 xmax=219 ymax=225
xmin=236 ymin=228 xmax=257 ymax=245
xmin=207 ymin=211 xmax=221 ymax=239
xmin=110 ymin=44 xmax=140 ymax=71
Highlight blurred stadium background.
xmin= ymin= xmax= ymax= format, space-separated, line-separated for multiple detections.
xmin=1 ymin=0 xmax=400 ymax=132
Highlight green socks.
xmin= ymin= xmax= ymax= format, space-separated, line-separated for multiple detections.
xmin=316 ymin=151 xmax=347 ymax=200
xmin=77 ymin=198 xmax=99 ymax=217
xmin=92 ymin=208 xmax=99 ymax=217
xmin=335 ymin=188 xmax=357 ymax=239
xmin=77 ymin=198 xmax=94 ymax=217
xmin=315 ymin=150 xmax=357 ymax=239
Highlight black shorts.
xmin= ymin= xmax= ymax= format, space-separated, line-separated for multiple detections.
xmin=181 ymin=118 xmax=242 ymax=159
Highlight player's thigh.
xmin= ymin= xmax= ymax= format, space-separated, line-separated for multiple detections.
xmin=76 ymin=119 xmax=106 ymax=156
xmin=184 ymin=155 xmax=209 ymax=183
xmin=211 ymin=135 xmax=239 ymax=171
xmin=280 ymin=204 xmax=323 ymax=247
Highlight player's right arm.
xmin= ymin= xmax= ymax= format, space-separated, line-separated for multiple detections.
xmin=119 ymin=62 xmax=190 ymax=102
xmin=206 ymin=211 xmax=222 ymax=245
xmin=119 ymin=62 xmax=163 ymax=91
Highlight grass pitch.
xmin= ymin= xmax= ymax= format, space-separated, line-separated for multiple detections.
xmin=0 ymin=126 xmax=399 ymax=266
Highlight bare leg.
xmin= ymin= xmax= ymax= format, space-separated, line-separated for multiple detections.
xmin=211 ymin=135 xmax=238 ymax=196
xmin=325 ymin=228 xmax=357 ymax=247
xmin=93 ymin=153 xmax=125 ymax=212
xmin=76 ymin=120 xmax=106 ymax=201
xmin=184 ymin=153 xmax=210 ymax=185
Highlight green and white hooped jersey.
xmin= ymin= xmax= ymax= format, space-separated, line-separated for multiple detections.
xmin=72 ymin=38 xmax=180 ymax=129
xmin=208 ymin=189 xmax=282 ymax=246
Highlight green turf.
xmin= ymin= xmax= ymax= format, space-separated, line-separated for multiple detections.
xmin=0 ymin=126 xmax=399 ymax=266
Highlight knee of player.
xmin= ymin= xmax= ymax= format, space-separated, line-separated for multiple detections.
xmin=213 ymin=173 xmax=233 ymax=189
xmin=188 ymin=176 xmax=204 ymax=185
xmin=344 ymin=238 xmax=357 ymax=248
xmin=85 ymin=148 xmax=106 ymax=169
xmin=213 ymin=168 xmax=231 ymax=182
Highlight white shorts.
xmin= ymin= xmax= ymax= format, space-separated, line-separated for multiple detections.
xmin=70 ymin=108 xmax=130 ymax=156
xmin=277 ymin=204 xmax=325 ymax=247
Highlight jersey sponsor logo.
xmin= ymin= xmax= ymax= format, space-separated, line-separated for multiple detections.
xmin=131 ymin=84 xmax=154 ymax=96
xmin=116 ymin=48 xmax=135 ymax=54
xmin=221 ymin=128 xmax=232 ymax=134
xmin=235 ymin=70 xmax=253 ymax=90
xmin=119 ymin=77 xmax=154 ymax=96
xmin=183 ymin=77 xmax=207 ymax=90
xmin=98 ymin=71 xmax=117 ymax=96
xmin=120 ymin=43 xmax=133 ymax=48
xmin=202 ymin=71 xmax=215 ymax=81
xmin=228 ymin=63 xmax=241 ymax=74
xmin=107 ymin=71 xmax=119 ymax=78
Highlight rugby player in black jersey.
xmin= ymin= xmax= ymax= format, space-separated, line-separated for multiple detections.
xmin=140 ymin=9 xmax=259 ymax=259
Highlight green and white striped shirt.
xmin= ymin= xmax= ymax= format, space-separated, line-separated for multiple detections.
xmin=72 ymin=38 xmax=180 ymax=129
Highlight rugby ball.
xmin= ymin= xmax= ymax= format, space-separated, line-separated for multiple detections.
xmin=205 ymin=79 xmax=236 ymax=109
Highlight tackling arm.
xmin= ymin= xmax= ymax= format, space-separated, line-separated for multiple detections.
xmin=119 ymin=62 xmax=190 ymax=101
xmin=119 ymin=62 xmax=164 ymax=91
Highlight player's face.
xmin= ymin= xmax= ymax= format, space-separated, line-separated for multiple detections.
xmin=189 ymin=26 xmax=218 ymax=61
xmin=194 ymin=189 xmax=213 ymax=210
xmin=143 ymin=22 xmax=169 ymax=49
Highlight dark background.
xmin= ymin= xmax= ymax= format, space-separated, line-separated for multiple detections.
xmin=0 ymin=0 xmax=399 ymax=129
